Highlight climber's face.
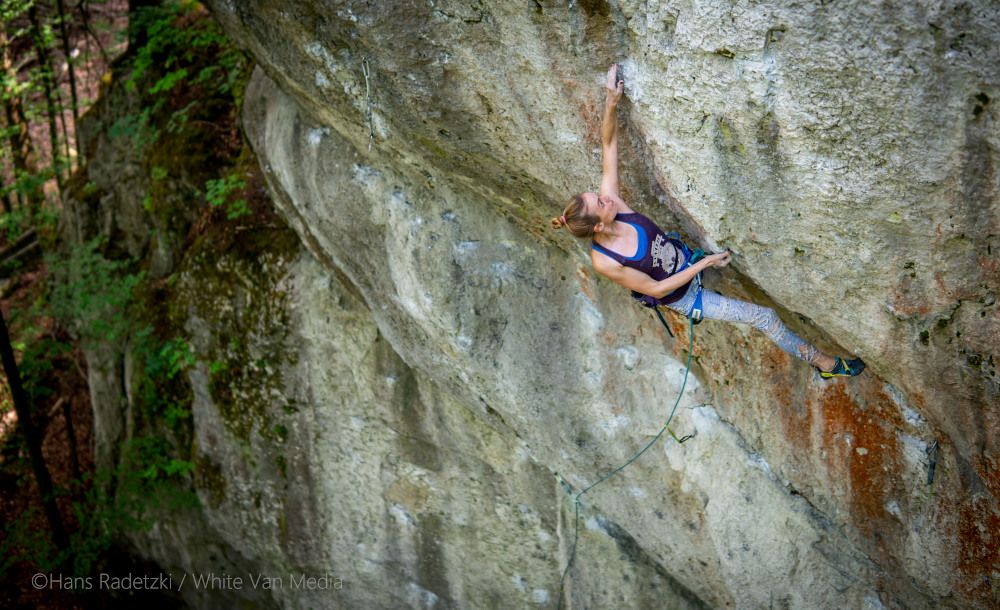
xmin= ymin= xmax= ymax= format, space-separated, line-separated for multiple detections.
xmin=582 ymin=192 xmax=617 ymax=232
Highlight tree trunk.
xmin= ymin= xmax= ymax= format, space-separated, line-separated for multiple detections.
xmin=0 ymin=307 xmax=69 ymax=551
xmin=76 ymin=0 xmax=111 ymax=67
xmin=0 ymin=24 xmax=42 ymax=209
xmin=55 ymin=86 xmax=72 ymax=172
xmin=27 ymin=4 xmax=65 ymax=192
xmin=0 ymin=114 xmax=14 ymax=212
xmin=55 ymin=0 xmax=83 ymax=166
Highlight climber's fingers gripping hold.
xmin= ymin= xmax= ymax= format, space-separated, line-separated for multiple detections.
xmin=606 ymin=63 xmax=623 ymax=104
xmin=707 ymin=250 xmax=732 ymax=269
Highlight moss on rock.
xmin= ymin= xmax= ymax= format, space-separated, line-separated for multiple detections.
xmin=176 ymin=221 xmax=301 ymax=447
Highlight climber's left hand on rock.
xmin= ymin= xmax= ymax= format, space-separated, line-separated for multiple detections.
xmin=605 ymin=64 xmax=623 ymax=105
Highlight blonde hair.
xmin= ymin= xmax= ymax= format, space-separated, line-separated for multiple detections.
xmin=550 ymin=194 xmax=599 ymax=238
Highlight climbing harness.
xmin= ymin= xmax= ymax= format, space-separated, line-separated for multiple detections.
xmin=629 ymin=231 xmax=706 ymax=322
xmin=555 ymin=305 xmax=699 ymax=609
xmin=690 ymin=281 xmax=705 ymax=323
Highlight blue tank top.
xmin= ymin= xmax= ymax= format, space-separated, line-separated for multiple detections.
xmin=591 ymin=212 xmax=691 ymax=304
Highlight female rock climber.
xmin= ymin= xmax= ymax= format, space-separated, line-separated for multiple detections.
xmin=551 ymin=64 xmax=864 ymax=378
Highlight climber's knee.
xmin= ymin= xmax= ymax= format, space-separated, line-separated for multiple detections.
xmin=797 ymin=343 xmax=819 ymax=364
xmin=753 ymin=306 xmax=780 ymax=332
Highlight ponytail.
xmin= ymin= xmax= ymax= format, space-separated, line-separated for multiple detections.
xmin=551 ymin=194 xmax=598 ymax=238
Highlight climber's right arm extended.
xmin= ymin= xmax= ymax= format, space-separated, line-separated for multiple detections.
xmin=599 ymin=64 xmax=624 ymax=199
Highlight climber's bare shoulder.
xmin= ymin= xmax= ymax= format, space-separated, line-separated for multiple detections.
xmin=590 ymin=248 xmax=621 ymax=277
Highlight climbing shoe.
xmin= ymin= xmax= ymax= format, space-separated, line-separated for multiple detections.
xmin=818 ymin=357 xmax=865 ymax=379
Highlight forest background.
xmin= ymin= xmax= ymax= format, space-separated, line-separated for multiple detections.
xmin=1 ymin=2 xmax=255 ymax=608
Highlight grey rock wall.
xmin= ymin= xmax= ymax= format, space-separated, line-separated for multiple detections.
xmin=206 ymin=1 xmax=998 ymax=607
xmin=70 ymin=1 xmax=999 ymax=609
xmin=133 ymin=244 xmax=708 ymax=610
xmin=240 ymin=68 xmax=923 ymax=608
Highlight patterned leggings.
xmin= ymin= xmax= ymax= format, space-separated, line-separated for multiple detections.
xmin=666 ymin=281 xmax=820 ymax=364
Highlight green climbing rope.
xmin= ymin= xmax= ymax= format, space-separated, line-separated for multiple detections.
xmin=556 ymin=310 xmax=696 ymax=609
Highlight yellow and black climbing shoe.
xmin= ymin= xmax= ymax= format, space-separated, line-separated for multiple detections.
xmin=819 ymin=357 xmax=865 ymax=379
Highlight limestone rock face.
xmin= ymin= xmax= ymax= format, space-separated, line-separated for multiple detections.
xmin=205 ymin=1 xmax=999 ymax=607
xmin=240 ymin=72 xmax=883 ymax=609
xmin=74 ymin=1 xmax=998 ymax=609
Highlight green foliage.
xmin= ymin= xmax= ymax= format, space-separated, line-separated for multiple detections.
xmin=163 ymin=392 xmax=192 ymax=431
xmin=45 ymin=236 xmax=143 ymax=345
xmin=148 ymin=68 xmax=188 ymax=95
xmin=3 ymin=166 xmax=53 ymax=210
xmin=0 ymin=318 xmax=201 ymax=576
xmin=32 ymin=202 xmax=60 ymax=234
xmin=272 ymin=424 xmax=289 ymax=442
xmin=0 ymin=0 xmax=255 ymax=587
xmin=126 ymin=1 xmax=245 ymax=98
xmin=205 ymin=174 xmax=249 ymax=219
xmin=0 ymin=436 xmax=199 ymax=579
xmin=17 ymin=333 xmax=73 ymax=407
xmin=0 ymin=0 xmax=33 ymax=25
xmin=133 ymin=331 xmax=195 ymax=431
xmin=160 ymin=337 xmax=196 ymax=378
xmin=165 ymin=100 xmax=196 ymax=133
xmin=108 ymin=105 xmax=159 ymax=149
xmin=0 ymin=503 xmax=58 ymax=576
xmin=208 ymin=358 xmax=227 ymax=376
xmin=41 ymin=235 xmax=198 ymax=430
xmin=107 ymin=0 xmax=247 ymax=158
xmin=0 ymin=189 xmax=60 ymax=243
xmin=129 ymin=435 xmax=195 ymax=482
xmin=0 ymin=206 xmax=32 ymax=242
xmin=17 ymin=235 xmax=202 ymax=574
